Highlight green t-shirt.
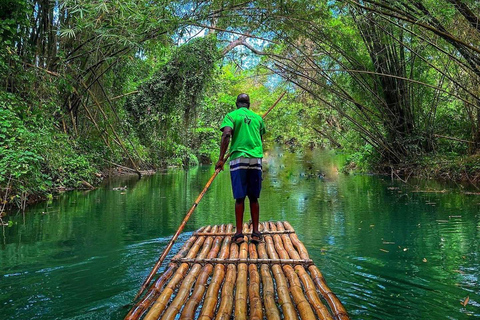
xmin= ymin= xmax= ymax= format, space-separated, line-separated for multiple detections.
xmin=220 ymin=107 xmax=266 ymax=160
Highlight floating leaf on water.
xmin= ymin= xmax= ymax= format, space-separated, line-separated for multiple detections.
xmin=423 ymin=258 xmax=427 ymax=263
xmin=380 ymin=249 xmax=389 ymax=253
xmin=462 ymin=296 xmax=469 ymax=306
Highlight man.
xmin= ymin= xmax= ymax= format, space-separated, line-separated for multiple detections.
xmin=215 ymin=93 xmax=266 ymax=244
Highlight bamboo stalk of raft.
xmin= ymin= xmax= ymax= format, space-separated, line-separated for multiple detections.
xmin=262 ymin=222 xmax=299 ymax=320
xmin=235 ymin=235 xmax=249 ymax=319
xmin=193 ymin=230 xmax=295 ymax=236
xmin=256 ymin=223 xmax=281 ymax=320
xmin=215 ymin=228 xmax=240 ymax=320
xmin=283 ymin=221 xmax=350 ymax=320
xmin=125 ymin=226 xmax=206 ymax=320
xmin=179 ymin=224 xmax=232 ymax=319
xmin=247 ymin=226 xmax=263 ymax=320
xmin=142 ymin=226 xmax=217 ymax=320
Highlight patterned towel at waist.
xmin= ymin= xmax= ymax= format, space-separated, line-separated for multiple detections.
xmin=229 ymin=157 xmax=262 ymax=172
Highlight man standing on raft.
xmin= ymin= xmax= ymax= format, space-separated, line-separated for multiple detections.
xmin=215 ymin=93 xmax=265 ymax=244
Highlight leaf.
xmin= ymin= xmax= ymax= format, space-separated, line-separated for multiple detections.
xmin=60 ymin=28 xmax=76 ymax=39
xmin=462 ymin=296 xmax=469 ymax=307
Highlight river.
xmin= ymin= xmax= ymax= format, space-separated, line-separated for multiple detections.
xmin=1 ymin=148 xmax=479 ymax=319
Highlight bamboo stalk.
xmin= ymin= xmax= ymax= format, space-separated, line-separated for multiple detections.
xmin=269 ymin=222 xmax=316 ymax=320
xmin=276 ymin=222 xmax=333 ymax=320
xmin=235 ymin=232 xmax=249 ymax=320
xmin=197 ymin=224 xmax=233 ymax=320
xmin=248 ymin=241 xmax=263 ymax=320
xmin=283 ymin=222 xmax=350 ymax=320
xmin=171 ymin=257 xmax=314 ymax=266
xmin=263 ymin=222 xmax=299 ymax=320
xmin=193 ymin=230 xmax=295 ymax=236
xmin=180 ymin=225 xmax=230 ymax=320
xmin=256 ymin=223 xmax=281 ymax=320
xmin=215 ymin=236 xmax=239 ymax=320
xmin=125 ymin=227 xmax=205 ymax=320
xmin=142 ymin=226 xmax=214 ymax=320
xmin=160 ymin=226 xmax=222 ymax=320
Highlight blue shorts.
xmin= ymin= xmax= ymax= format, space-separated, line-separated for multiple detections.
xmin=229 ymin=157 xmax=262 ymax=199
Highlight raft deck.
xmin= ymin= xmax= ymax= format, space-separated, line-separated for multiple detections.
xmin=126 ymin=221 xmax=349 ymax=320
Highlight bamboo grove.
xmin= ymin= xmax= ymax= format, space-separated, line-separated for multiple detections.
xmin=1 ymin=0 xmax=480 ymax=210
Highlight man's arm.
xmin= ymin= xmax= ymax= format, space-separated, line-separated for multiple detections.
xmin=215 ymin=126 xmax=233 ymax=171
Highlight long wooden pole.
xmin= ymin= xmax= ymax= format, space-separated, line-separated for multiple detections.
xmin=132 ymin=91 xmax=286 ymax=301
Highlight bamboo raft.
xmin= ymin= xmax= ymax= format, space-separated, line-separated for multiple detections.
xmin=125 ymin=221 xmax=349 ymax=320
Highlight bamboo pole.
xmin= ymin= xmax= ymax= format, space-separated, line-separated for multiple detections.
xmin=248 ymin=241 xmax=263 ymax=320
xmin=263 ymin=222 xmax=299 ymax=320
xmin=197 ymin=224 xmax=233 ymax=320
xmin=179 ymin=225 xmax=231 ymax=320
xmin=256 ymin=224 xmax=281 ymax=320
xmin=142 ymin=226 xmax=214 ymax=320
xmin=283 ymin=222 xmax=350 ymax=320
xmin=234 ymin=223 xmax=249 ymax=320
xmin=171 ymin=257 xmax=314 ymax=266
xmin=125 ymin=227 xmax=205 ymax=320
xmin=215 ymin=236 xmax=240 ymax=320
xmin=193 ymin=230 xmax=295 ymax=236
xmin=269 ymin=222 xmax=316 ymax=320
xmin=159 ymin=226 xmax=221 ymax=320
xmin=276 ymin=222 xmax=333 ymax=320
xmin=133 ymin=169 xmax=224 ymax=300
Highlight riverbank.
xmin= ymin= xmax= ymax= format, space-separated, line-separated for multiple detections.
xmin=2 ymin=150 xmax=480 ymax=217
xmin=0 ymin=166 xmax=153 ymax=217
xmin=380 ymin=154 xmax=480 ymax=186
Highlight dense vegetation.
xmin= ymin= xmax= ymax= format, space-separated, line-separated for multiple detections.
xmin=1 ymin=0 xmax=480 ymax=214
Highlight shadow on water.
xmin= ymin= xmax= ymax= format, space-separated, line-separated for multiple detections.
xmin=1 ymin=148 xmax=479 ymax=319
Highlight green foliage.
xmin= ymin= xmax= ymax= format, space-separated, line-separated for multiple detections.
xmin=0 ymin=93 xmax=99 ymax=207
xmin=125 ymin=35 xmax=220 ymax=167
xmin=0 ymin=95 xmax=47 ymax=193
xmin=0 ymin=0 xmax=28 ymax=44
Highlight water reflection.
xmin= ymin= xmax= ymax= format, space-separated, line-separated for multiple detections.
xmin=1 ymin=149 xmax=479 ymax=319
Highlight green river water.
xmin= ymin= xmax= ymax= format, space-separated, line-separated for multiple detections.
xmin=1 ymin=149 xmax=479 ymax=319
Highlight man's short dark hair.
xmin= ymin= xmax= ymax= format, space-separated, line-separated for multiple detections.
xmin=236 ymin=93 xmax=250 ymax=108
